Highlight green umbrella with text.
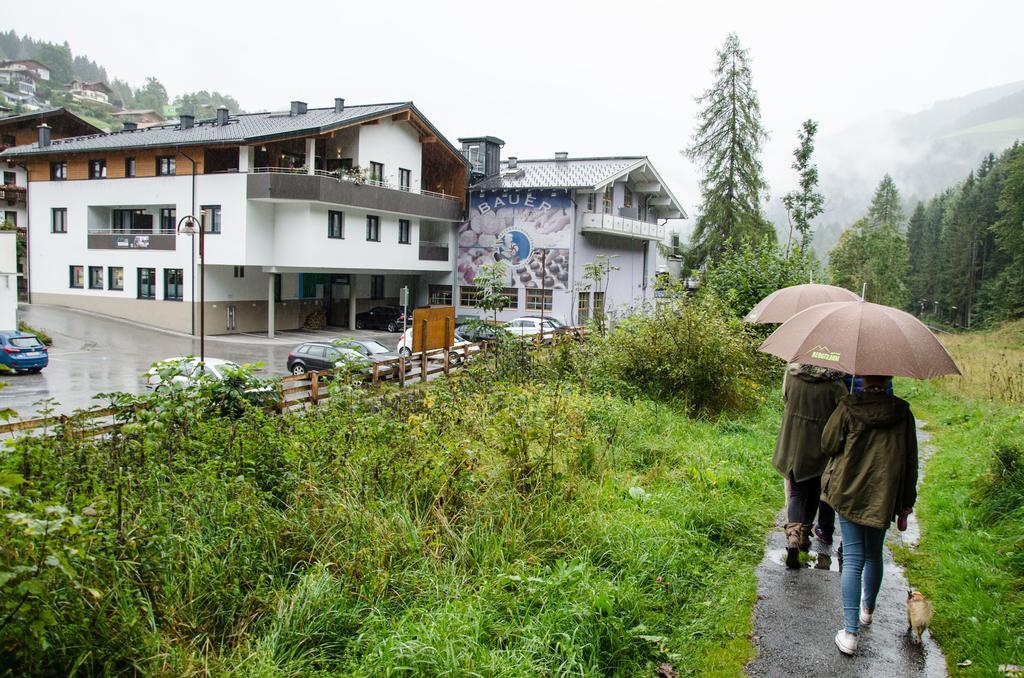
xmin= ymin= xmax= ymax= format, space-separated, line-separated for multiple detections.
xmin=758 ymin=300 xmax=960 ymax=379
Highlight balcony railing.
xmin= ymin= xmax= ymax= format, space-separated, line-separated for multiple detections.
xmin=418 ymin=240 xmax=449 ymax=261
xmin=579 ymin=212 xmax=667 ymax=241
xmin=87 ymin=229 xmax=176 ymax=251
xmin=0 ymin=185 xmax=26 ymax=204
xmin=247 ymin=171 xmax=464 ymax=222
xmin=251 ymin=167 xmax=461 ymax=202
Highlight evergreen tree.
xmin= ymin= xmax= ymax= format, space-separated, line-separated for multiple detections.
xmin=136 ymin=77 xmax=169 ymax=112
xmin=685 ymin=33 xmax=773 ymax=264
xmin=782 ymin=119 xmax=825 ymax=251
xmin=828 ymin=218 xmax=909 ymax=307
xmin=986 ymin=144 xmax=1024 ymax=318
xmin=866 ymin=174 xmax=905 ymax=230
xmin=35 ymin=42 xmax=74 ymax=85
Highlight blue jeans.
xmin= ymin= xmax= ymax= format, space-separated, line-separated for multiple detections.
xmin=838 ymin=515 xmax=887 ymax=633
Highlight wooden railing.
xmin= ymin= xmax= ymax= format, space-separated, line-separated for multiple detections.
xmin=0 ymin=327 xmax=586 ymax=436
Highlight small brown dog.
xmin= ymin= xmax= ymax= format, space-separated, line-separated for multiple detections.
xmin=907 ymin=590 xmax=933 ymax=643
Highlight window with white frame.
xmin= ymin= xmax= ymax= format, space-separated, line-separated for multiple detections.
xmin=526 ymin=288 xmax=553 ymax=311
xmin=578 ymin=291 xmax=590 ymax=324
xmin=459 ymin=285 xmax=479 ymax=307
xmin=399 ymin=168 xmax=411 ymax=191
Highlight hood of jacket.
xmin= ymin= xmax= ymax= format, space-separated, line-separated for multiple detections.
xmin=842 ymin=391 xmax=910 ymax=427
xmin=787 ymin=362 xmax=845 ymax=384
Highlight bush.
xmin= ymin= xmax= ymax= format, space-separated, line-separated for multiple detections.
xmin=700 ymin=240 xmax=822 ymax=319
xmin=583 ymin=293 xmax=769 ymax=416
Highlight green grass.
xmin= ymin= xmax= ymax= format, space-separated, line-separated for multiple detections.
xmin=894 ymin=326 xmax=1024 ymax=675
xmin=1 ymin=359 xmax=782 ymax=676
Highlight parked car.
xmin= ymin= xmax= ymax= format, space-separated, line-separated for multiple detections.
xmin=517 ymin=315 xmax=568 ymax=329
xmin=336 ymin=338 xmax=411 ymax=376
xmin=454 ymin=322 xmax=505 ymax=344
xmin=396 ymin=327 xmax=474 ymax=362
xmin=145 ymin=357 xmax=271 ymax=392
xmin=0 ymin=331 xmax=48 ymax=373
xmin=354 ymin=306 xmax=407 ymax=332
xmin=503 ymin=317 xmax=562 ymax=337
xmin=287 ymin=340 xmax=408 ymax=378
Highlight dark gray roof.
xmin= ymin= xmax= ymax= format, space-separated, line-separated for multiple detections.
xmin=0 ymin=107 xmax=103 ymax=133
xmin=0 ymin=102 xmax=466 ymax=163
xmin=470 ymin=157 xmax=645 ymax=190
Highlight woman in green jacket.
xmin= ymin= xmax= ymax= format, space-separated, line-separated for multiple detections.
xmin=820 ymin=375 xmax=918 ymax=655
xmin=772 ymin=363 xmax=847 ymax=568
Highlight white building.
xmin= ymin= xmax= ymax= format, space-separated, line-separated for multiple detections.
xmin=0 ymin=230 xmax=18 ymax=329
xmin=454 ymin=138 xmax=686 ymax=325
xmin=1 ymin=99 xmax=469 ymax=335
xmin=67 ymin=80 xmax=115 ymax=107
xmin=0 ymin=108 xmax=103 ymax=300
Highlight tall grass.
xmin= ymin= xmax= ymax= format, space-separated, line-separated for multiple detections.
xmin=1 ymin=340 xmax=782 ymax=676
xmin=895 ymin=321 xmax=1024 ymax=674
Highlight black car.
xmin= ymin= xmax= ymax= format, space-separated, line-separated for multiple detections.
xmin=287 ymin=340 xmax=408 ymax=378
xmin=355 ymin=306 xmax=407 ymax=332
xmin=455 ymin=323 xmax=504 ymax=343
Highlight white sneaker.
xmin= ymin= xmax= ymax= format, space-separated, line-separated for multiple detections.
xmin=835 ymin=629 xmax=858 ymax=655
xmin=859 ymin=606 xmax=873 ymax=626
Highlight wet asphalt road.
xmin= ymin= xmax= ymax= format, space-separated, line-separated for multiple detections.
xmin=4 ymin=304 xmax=402 ymax=418
xmin=745 ymin=425 xmax=947 ymax=677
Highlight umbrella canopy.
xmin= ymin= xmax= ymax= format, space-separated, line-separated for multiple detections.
xmin=758 ymin=300 xmax=960 ymax=379
xmin=744 ymin=283 xmax=861 ymax=323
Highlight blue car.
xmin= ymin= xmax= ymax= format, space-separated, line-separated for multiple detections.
xmin=0 ymin=331 xmax=49 ymax=373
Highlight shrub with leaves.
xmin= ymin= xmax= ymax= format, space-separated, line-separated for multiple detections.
xmin=700 ymin=240 xmax=821 ymax=319
xmin=584 ymin=291 xmax=769 ymax=416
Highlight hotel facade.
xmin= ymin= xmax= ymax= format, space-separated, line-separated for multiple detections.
xmin=0 ymin=100 xmax=685 ymax=335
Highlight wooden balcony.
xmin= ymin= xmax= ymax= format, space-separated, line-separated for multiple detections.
xmin=0 ymin=185 xmax=26 ymax=205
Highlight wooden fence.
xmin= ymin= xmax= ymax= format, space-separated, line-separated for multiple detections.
xmin=0 ymin=327 xmax=586 ymax=437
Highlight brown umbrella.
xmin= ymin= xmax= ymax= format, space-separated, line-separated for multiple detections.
xmin=744 ymin=283 xmax=861 ymax=323
xmin=758 ymin=300 xmax=960 ymax=379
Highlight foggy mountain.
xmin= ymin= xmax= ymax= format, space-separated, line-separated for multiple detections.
xmin=772 ymin=80 xmax=1024 ymax=259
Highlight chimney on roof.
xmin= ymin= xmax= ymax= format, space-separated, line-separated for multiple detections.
xmin=334 ymin=98 xmax=345 ymax=113
xmin=122 ymin=121 xmax=138 ymax=131
xmin=555 ymin=151 xmax=568 ymax=161
xmin=290 ymin=100 xmax=307 ymax=116
xmin=507 ymin=156 xmax=518 ymax=169
xmin=216 ymin=105 xmax=229 ymax=126
xmin=37 ymin=123 xmax=51 ymax=148
xmin=179 ymin=113 xmax=195 ymax=130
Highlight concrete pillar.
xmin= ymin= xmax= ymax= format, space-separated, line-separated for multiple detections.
xmin=348 ymin=274 xmax=358 ymax=329
xmin=267 ymin=274 xmax=276 ymax=338
xmin=238 ymin=145 xmax=250 ymax=173
xmin=305 ymin=138 xmax=316 ymax=175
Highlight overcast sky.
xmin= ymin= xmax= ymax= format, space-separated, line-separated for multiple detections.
xmin=10 ymin=0 xmax=1024 ymax=229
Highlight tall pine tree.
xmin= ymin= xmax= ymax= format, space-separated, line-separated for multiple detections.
xmin=686 ymin=33 xmax=773 ymax=264
xmin=866 ymin=174 xmax=905 ymax=230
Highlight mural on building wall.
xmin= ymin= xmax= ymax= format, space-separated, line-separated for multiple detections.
xmin=457 ymin=190 xmax=572 ymax=289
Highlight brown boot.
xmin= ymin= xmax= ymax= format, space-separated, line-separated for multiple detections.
xmin=784 ymin=522 xmax=802 ymax=568
xmin=800 ymin=523 xmax=813 ymax=552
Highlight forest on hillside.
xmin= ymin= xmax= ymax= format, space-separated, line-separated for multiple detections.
xmin=0 ymin=30 xmax=243 ymax=129
xmin=825 ymin=143 xmax=1024 ymax=327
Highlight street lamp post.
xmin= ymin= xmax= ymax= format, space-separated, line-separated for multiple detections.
xmin=177 ymin=213 xmax=205 ymax=363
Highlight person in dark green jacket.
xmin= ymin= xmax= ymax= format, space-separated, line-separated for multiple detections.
xmin=772 ymin=363 xmax=847 ymax=568
xmin=820 ymin=375 xmax=918 ymax=656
